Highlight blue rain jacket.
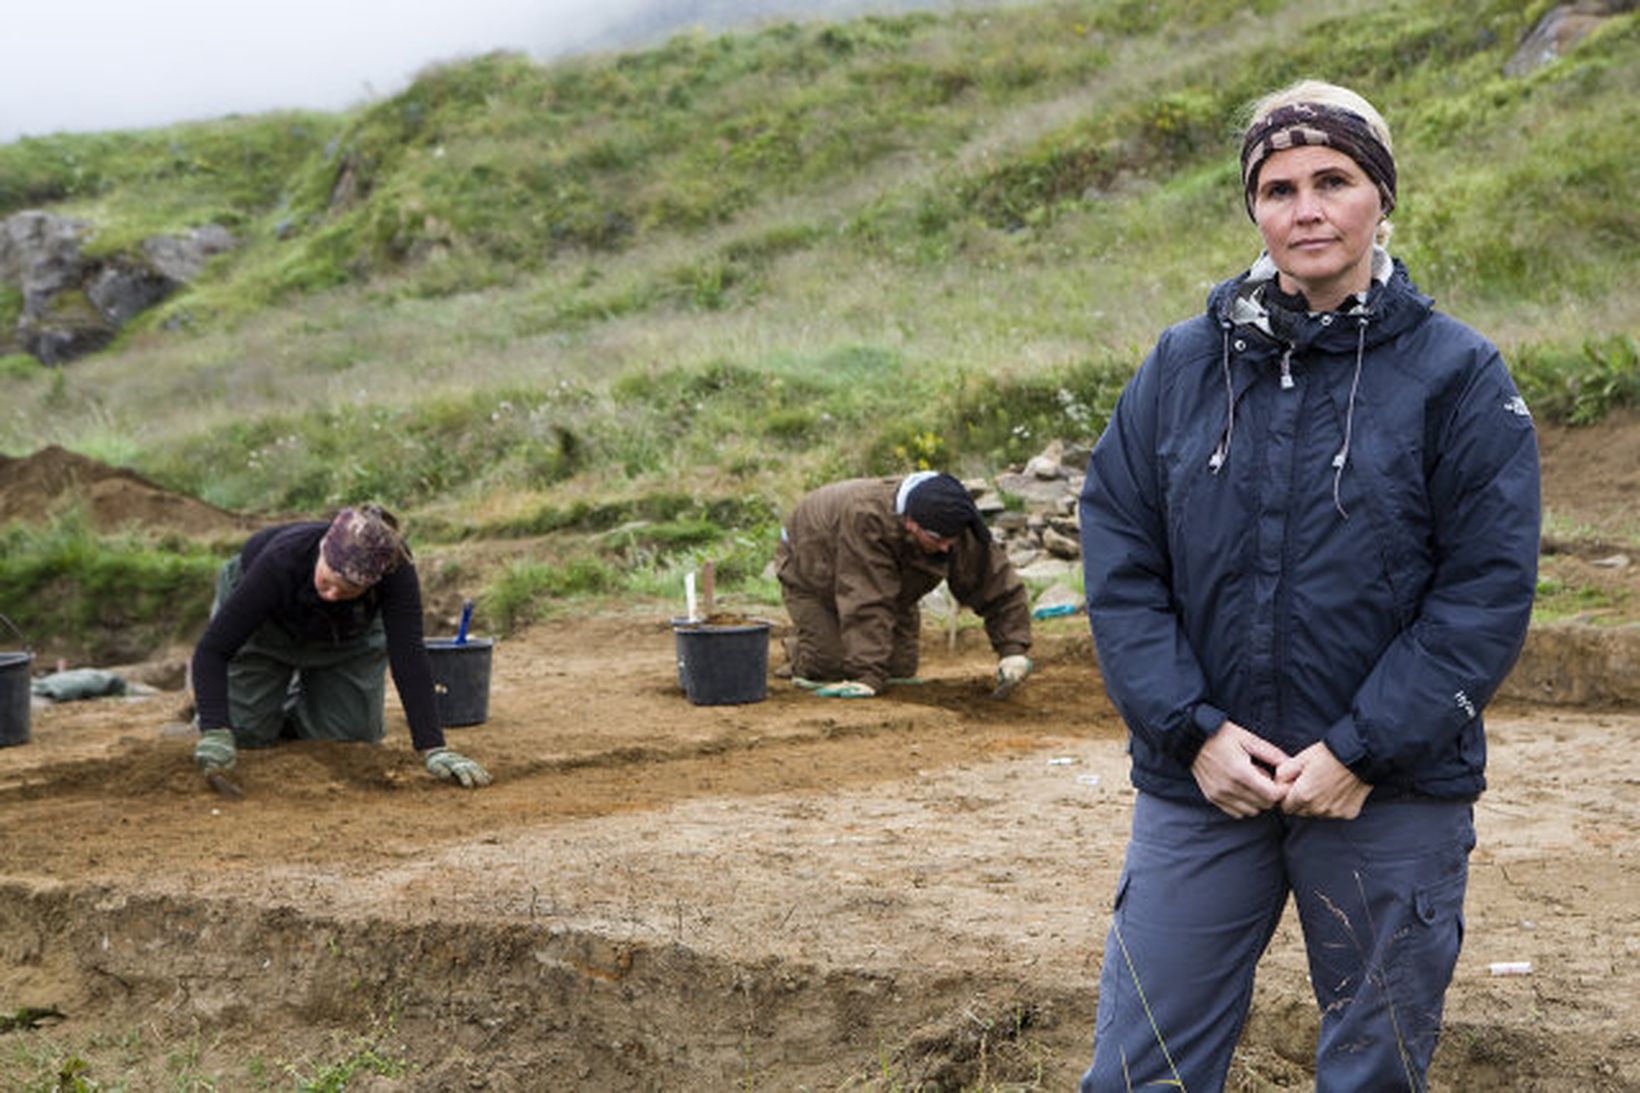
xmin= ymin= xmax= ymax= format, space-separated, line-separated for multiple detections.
xmin=1080 ymin=257 xmax=1539 ymax=802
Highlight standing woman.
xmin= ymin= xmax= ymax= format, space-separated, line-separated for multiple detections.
xmin=191 ymin=505 xmax=490 ymax=788
xmin=1077 ymin=80 xmax=1538 ymax=1090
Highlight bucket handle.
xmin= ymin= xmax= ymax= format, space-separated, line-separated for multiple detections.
xmin=0 ymin=611 xmax=28 ymax=651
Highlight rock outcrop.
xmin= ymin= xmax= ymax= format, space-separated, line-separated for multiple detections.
xmin=0 ymin=211 xmax=235 ymax=364
xmin=1505 ymin=1 xmax=1633 ymax=77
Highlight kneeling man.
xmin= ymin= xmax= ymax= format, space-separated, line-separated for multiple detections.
xmin=775 ymin=472 xmax=1032 ymax=698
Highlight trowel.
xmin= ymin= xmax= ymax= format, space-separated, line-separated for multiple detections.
xmin=205 ymin=770 xmax=245 ymax=800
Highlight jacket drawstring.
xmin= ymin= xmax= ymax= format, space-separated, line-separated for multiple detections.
xmin=1209 ymin=324 xmax=1234 ymax=473
xmin=1331 ymin=318 xmax=1368 ymax=519
xmin=1212 ymin=309 xmax=1370 ymax=517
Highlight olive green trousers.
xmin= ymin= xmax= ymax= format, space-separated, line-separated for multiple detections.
xmin=212 ymin=557 xmax=387 ymax=747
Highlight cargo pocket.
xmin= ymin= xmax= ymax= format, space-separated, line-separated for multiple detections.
xmin=1093 ymin=868 xmax=1134 ymax=1041
xmin=1413 ymin=869 xmax=1466 ymax=938
xmin=1385 ymin=866 xmax=1467 ymax=1046
xmin=1111 ymin=866 xmax=1132 ymax=913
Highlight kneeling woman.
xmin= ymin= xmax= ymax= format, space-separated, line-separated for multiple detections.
xmin=191 ymin=505 xmax=490 ymax=788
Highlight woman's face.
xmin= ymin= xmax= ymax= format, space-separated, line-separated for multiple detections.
xmin=314 ymin=555 xmax=368 ymax=602
xmin=1251 ymin=144 xmax=1383 ymax=312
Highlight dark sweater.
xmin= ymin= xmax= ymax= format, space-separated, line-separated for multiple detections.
xmin=191 ymin=522 xmax=445 ymax=751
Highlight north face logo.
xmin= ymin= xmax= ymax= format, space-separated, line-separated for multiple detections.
xmin=1504 ymin=395 xmax=1532 ymax=419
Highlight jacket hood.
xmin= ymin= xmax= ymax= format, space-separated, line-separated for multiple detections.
xmin=1199 ymin=247 xmax=1436 ymax=514
xmin=1206 ymin=247 xmax=1432 ymax=352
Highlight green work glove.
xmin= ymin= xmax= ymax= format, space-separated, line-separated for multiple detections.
xmin=813 ymin=680 xmax=876 ymax=699
xmin=193 ymin=728 xmax=237 ymax=774
xmin=997 ymin=654 xmax=1032 ymax=687
xmin=424 ymin=747 xmax=492 ymax=787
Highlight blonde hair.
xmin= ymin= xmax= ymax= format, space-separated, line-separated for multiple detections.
xmin=1243 ymin=80 xmax=1396 ymax=246
xmin=1246 ymin=80 xmax=1393 ymax=155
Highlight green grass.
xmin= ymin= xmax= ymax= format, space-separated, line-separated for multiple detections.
xmin=0 ymin=1022 xmax=409 ymax=1093
xmin=1514 ymin=335 xmax=1640 ymax=427
xmin=477 ymin=555 xmax=620 ymax=633
xmin=0 ymin=0 xmax=1636 ymax=647
xmin=1532 ymin=576 xmax=1627 ymax=624
xmin=0 ymin=512 xmax=225 ymax=661
xmin=464 ymin=491 xmax=782 ymax=633
xmin=283 ymin=1041 xmax=407 ymax=1092
xmin=0 ymin=112 xmax=340 ymax=254
xmin=0 ymin=352 xmax=45 ymax=380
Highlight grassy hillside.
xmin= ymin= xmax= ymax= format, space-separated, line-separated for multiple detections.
xmin=1 ymin=0 xmax=1637 ymax=646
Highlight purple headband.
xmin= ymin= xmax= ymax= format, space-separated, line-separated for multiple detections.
xmin=1240 ymin=102 xmax=1397 ymax=220
xmin=320 ymin=506 xmax=408 ymax=588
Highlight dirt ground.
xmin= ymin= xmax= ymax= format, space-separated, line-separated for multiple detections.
xmin=1 ymin=417 xmax=1638 ymax=1091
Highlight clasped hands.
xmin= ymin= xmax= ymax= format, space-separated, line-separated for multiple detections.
xmin=1191 ymin=720 xmax=1369 ymax=820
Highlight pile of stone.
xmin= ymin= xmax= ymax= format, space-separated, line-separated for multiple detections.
xmin=921 ymin=440 xmax=1092 ymax=625
xmin=972 ymin=439 xmax=1090 ymax=582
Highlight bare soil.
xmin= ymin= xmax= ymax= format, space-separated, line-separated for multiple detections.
xmin=1 ymin=418 xmax=1638 ymax=1091
xmin=0 ymin=444 xmax=261 ymax=542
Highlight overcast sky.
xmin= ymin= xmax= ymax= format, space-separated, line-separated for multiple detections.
xmin=0 ymin=1 xmax=625 ymax=144
xmin=0 ymin=0 xmax=981 ymax=146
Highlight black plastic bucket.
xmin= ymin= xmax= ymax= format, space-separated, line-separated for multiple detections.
xmin=672 ymin=619 xmax=771 ymax=706
xmin=668 ymin=617 xmax=691 ymax=690
xmin=425 ymin=638 xmax=493 ymax=727
xmin=0 ymin=651 xmax=30 ymax=748
xmin=1 ymin=612 xmax=29 ymax=748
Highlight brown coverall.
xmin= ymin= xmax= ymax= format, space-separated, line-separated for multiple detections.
xmin=774 ymin=477 xmax=1032 ymax=692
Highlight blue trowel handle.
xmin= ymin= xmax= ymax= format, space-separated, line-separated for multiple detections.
xmin=455 ymin=599 xmax=474 ymax=644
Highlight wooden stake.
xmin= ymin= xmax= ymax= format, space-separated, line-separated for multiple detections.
xmin=701 ymin=561 xmax=716 ymax=620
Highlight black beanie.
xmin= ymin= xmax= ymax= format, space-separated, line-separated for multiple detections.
xmin=904 ymin=474 xmax=989 ymax=542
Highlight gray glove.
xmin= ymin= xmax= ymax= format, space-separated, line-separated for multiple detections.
xmin=194 ymin=728 xmax=237 ymax=774
xmin=997 ymin=655 xmax=1032 ymax=687
xmin=424 ymin=747 xmax=491 ymax=787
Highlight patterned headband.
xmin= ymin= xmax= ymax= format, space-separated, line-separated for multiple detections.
xmin=320 ymin=505 xmax=408 ymax=588
xmin=1240 ymin=102 xmax=1397 ymax=221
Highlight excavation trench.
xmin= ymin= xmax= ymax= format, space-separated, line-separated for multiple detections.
xmin=1 ymin=618 xmax=1637 ymax=1088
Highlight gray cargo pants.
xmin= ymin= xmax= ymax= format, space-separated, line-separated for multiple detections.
xmin=1081 ymin=791 xmax=1473 ymax=1092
